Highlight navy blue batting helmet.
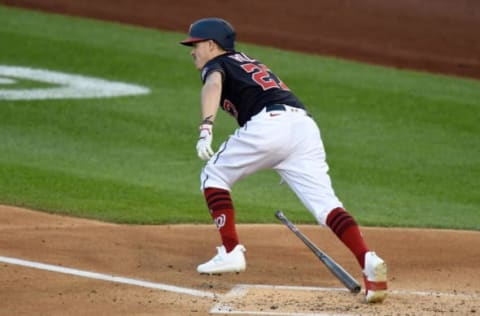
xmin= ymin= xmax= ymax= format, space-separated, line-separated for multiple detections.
xmin=180 ymin=18 xmax=236 ymax=51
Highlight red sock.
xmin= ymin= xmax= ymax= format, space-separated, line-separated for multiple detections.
xmin=204 ymin=188 xmax=239 ymax=253
xmin=326 ymin=207 xmax=369 ymax=269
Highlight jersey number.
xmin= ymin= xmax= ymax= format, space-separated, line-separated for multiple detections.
xmin=241 ymin=63 xmax=289 ymax=91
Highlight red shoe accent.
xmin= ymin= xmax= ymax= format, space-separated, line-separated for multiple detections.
xmin=363 ymin=275 xmax=388 ymax=292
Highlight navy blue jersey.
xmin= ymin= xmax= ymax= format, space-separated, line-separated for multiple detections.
xmin=201 ymin=52 xmax=305 ymax=126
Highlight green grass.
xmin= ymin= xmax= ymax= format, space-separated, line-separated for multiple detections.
xmin=0 ymin=5 xmax=479 ymax=230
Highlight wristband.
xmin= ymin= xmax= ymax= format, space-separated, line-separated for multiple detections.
xmin=201 ymin=118 xmax=214 ymax=125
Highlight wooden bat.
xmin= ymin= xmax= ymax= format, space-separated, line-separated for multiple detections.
xmin=275 ymin=210 xmax=361 ymax=293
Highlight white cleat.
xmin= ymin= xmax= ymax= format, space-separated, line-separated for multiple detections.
xmin=363 ymin=251 xmax=388 ymax=303
xmin=197 ymin=244 xmax=246 ymax=275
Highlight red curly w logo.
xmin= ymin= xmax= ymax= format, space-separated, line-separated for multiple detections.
xmin=214 ymin=214 xmax=226 ymax=229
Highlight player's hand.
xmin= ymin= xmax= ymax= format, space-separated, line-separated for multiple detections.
xmin=196 ymin=124 xmax=214 ymax=160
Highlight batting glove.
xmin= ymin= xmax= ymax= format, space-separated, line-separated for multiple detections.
xmin=196 ymin=124 xmax=214 ymax=161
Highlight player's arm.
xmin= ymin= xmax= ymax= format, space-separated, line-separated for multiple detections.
xmin=200 ymin=71 xmax=223 ymax=124
xmin=196 ymin=71 xmax=223 ymax=161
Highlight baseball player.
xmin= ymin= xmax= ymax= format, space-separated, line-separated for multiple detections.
xmin=180 ymin=17 xmax=388 ymax=303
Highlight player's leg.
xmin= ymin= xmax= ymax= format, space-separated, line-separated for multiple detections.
xmin=197 ymin=112 xmax=291 ymax=274
xmin=276 ymin=160 xmax=371 ymax=267
xmin=196 ymin=185 xmax=246 ymax=274
xmin=274 ymin=116 xmax=387 ymax=302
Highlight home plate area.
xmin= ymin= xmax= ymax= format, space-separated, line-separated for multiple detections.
xmin=209 ymin=284 xmax=479 ymax=315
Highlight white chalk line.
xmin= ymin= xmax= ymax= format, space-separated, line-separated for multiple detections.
xmin=231 ymin=283 xmax=479 ymax=298
xmin=0 ymin=255 xmax=215 ymax=298
xmin=209 ymin=284 xmax=352 ymax=316
xmin=1 ymin=255 xmax=478 ymax=316
xmin=209 ymin=284 xmax=480 ymax=316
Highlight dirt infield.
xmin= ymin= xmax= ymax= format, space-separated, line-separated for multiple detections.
xmin=1 ymin=1 xmax=480 ymax=315
xmin=1 ymin=205 xmax=479 ymax=315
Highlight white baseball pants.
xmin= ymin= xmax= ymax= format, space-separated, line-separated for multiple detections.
xmin=200 ymin=105 xmax=343 ymax=225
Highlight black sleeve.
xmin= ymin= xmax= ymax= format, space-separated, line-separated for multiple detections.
xmin=201 ymin=61 xmax=225 ymax=83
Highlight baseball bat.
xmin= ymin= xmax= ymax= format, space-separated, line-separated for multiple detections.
xmin=275 ymin=210 xmax=361 ymax=293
